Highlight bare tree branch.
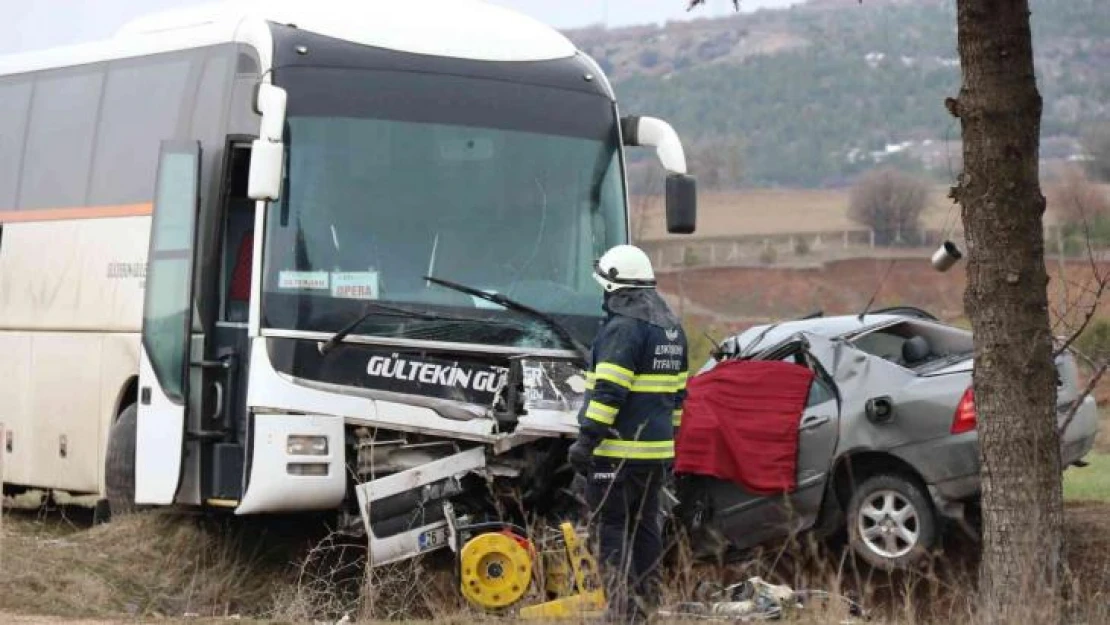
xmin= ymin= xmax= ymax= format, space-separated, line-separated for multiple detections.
xmin=1053 ymin=192 xmax=1109 ymax=358
xmin=1056 ymin=361 xmax=1107 ymax=440
xmin=688 ymin=0 xmax=862 ymax=7
xmin=687 ymin=0 xmax=740 ymax=10
xmin=1051 ymin=184 xmax=1109 ymax=447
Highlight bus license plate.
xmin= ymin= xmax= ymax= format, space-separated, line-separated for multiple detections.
xmin=417 ymin=527 xmax=447 ymax=552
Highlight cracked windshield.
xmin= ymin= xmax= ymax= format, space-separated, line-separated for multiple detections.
xmin=261 ymin=71 xmax=626 ymax=349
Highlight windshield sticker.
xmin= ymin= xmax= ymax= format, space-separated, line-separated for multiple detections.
xmin=278 ymin=271 xmax=329 ymax=290
xmin=331 ymin=272 xmax=380 ymax=300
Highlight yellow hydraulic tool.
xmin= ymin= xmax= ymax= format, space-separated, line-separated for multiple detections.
xmin=519 ymin=522 xmax=607 ymax=619
xmin=458 ymin=530 xmax=535 ymax=610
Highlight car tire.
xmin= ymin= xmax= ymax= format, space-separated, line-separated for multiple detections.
xmin=847 ymin=474 xmax=937 ymax=571
xmin=105 ymin=404 xmax=138 ymax=518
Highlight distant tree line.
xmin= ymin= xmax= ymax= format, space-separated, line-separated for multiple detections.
xmin=584 ymin=0 xmax=1110 ymax=188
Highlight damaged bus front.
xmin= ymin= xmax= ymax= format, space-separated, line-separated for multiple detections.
xmin=241 ymin=18 xmax=697 ymax=565
xmin=84 ymin=0 xmax=699 ymax=568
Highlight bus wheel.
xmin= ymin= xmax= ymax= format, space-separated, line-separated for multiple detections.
xmin=105 ymin=404 xmax=138 ymax=517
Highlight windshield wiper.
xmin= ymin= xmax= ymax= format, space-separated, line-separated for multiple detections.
xmin=318 ymin=301 xmax=503 ymax=355
xmin=423 ymin=276 xmax=590 ymax=365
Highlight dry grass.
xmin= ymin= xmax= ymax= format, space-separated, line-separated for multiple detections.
xmin=0 ymin=504 xmax=475 ymax=624
xmin=0 ymin=509 xmax=297 ymax=619
xmin=271 ymin=534 xmax=464 ymax=623
xmin=1 ymin=497 xmax=1108 ymax=624
xmin=657 ymin=501 xmax=1110 ymax=625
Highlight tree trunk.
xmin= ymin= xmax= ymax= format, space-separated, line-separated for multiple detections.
xmin=954 ymin=0 xmax=1064 ymax=621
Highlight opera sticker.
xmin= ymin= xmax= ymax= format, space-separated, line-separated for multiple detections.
xmin=331 ymin=272 xmax=380 ymax=300
xmin=278 ymin=271 xmax=329 ymax=290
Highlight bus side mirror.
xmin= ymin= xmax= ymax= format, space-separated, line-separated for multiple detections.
xmin=666 ymin=173 xmax=696 ymax=234
xmin=253 ymin=83 xmax=287 ymax=142
xmin=248 ymin=140 xmax=283 ymax=201
xmin=621 ymin=115 xmax=697 ymax=234
xmin=248 ymin=83 xmax=288 ymax=201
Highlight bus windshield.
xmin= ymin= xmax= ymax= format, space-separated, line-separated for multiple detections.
xmin=262 ymin=67 xmax=627 ymax=350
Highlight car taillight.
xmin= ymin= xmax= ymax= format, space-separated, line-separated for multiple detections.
xmin=951 ymin=387 xmax=976 ymax=434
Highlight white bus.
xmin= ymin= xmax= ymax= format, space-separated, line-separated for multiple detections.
xmin=0 ymin=0 xmax=696 ymax=564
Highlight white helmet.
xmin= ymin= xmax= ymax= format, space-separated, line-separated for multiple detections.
xmin=593 ymin=244 xmax=656 ymax=293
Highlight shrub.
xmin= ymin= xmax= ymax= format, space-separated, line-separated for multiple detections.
xmin=1075 ymin=318 xmax=1110 ymax=363
xmin=848 ymin=167 xmax=930 ymax=247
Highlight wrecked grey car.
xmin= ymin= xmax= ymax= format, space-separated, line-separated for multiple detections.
xmin=674 ymin=308 xmax=1101 ymax=570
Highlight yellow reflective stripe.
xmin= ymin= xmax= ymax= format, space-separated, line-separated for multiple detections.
xmin=636 ymin=374 xmax=676 ymax=382
xmin=594 ymin=439 xmax=675 ymax=460
xmin=676 ymin=371 xmax=689 ymax=391
xmin=590 ymin=401 xmax=619 ymax=417
xmin=630 ymin=372 xmax=686 ymax=393
xmin=587 ymin=370 xmax=689 ymax=393
xmin=594 ymin=362 xmax=634 ymax=389
xmin=672 ymin=409 xmax=683 ymax=426
xmin=597 ymin=362 xmax=634 ymax=379
xmin=584 ymin=400 xmax=619 ymax=425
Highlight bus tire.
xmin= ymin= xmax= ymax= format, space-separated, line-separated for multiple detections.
xmin=105 ymin=404 xmax=138 ymax=517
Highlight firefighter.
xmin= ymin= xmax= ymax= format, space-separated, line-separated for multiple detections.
xmin=567 ymin=244 xmax=688 ymax=622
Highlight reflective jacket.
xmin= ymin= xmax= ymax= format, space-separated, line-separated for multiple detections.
xmin=577 ymin=311 xmax=688 ymax=464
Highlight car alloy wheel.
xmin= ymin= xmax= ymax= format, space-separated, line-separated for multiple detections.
xmin=856 ymin=489 xmax=919 ymax=559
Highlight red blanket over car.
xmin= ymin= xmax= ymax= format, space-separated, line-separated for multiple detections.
xmin=676 ymin=360 xmax=815 ymax=495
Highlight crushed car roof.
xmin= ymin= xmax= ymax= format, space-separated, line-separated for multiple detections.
xmin=728 ymin=313 xmax=906 ymax=351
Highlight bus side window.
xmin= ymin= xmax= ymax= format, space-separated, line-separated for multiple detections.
xmin=222 ymin=145 xmax=254 ymax=323
xmin=227 ymin=228 xmax=253 ymax=321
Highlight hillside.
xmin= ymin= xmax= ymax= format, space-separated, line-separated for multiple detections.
xmin=564 ymin=0 xmax=1110 ymax=187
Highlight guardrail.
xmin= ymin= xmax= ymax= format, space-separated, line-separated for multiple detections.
xmin=639 ymin=228 xmax=961 ymax=269
xmin=638 ymin=225 xmax=1097 ymax=270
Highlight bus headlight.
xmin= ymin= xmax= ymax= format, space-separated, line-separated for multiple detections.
xmin=287 ymin=435 xmax=328 ymax=456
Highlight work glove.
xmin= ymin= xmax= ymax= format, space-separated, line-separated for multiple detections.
xmin=567 ymin=436 xmax=597 ymax=475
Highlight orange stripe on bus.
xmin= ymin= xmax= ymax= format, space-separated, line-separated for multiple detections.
xmin=0 ymin=203 xmax=154 ymax=223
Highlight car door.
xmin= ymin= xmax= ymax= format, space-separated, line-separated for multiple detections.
xmin=694 ymin=339 xmax=841 ymax=553
xmin=791 ymin=372 xmax=840 ymax=526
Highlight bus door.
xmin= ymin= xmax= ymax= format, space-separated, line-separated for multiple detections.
xmin=198 ymin=138 xmax=256 ymax=506
xmin=134 ymin=140 xmax=206 ymax=505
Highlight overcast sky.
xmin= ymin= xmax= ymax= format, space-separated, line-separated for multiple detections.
xmin=0 ymin=0 xmax=804 ymax=54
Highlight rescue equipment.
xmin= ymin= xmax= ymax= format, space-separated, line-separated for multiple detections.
xmin=458 ymin=530 xmax=535 ymax=610
xmin=450 ymin=516 xmax=606 ymax=617
xmin=519 ymin=522 xmax=607 ymax=619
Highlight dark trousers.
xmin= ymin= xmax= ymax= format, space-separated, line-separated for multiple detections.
xmin=586 ymin=463 xmax=666 ymax=619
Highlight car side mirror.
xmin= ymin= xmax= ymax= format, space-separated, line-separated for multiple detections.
xmin=865 ymin=396 xmax=894 ymax=424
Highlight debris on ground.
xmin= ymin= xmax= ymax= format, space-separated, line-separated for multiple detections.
xmin=657 ymin=577 xmax=870 ymax=623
